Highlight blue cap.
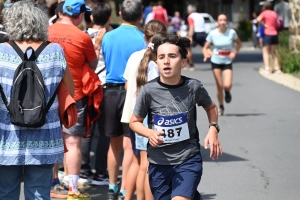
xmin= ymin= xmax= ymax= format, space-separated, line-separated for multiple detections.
xmin=63 ymin=0 xmax=91 ymax=16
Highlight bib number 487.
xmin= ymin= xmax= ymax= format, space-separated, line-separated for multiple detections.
xmin=161 ymin=127 xmax=182 ymax=138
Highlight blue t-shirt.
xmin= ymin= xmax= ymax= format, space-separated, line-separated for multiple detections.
xmin=102 ymin=24 xmax=145 ymax=84
xmin=143 ymin=6 xmax=153 ymax=23
xmin=206 ymin=28 xmax=238 ymax=65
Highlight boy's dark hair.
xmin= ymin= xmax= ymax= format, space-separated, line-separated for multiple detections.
xmin=152 ymin=33 xmax=190 ymax=59
xmin=92 ymin=2 xmax=111 ymax=26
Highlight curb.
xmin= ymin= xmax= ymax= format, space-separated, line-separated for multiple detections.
xmin=259 ymin=68 xmax=300 ymax=92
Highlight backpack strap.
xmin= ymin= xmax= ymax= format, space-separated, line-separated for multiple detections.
xmin=0 ymin=84 xmax=8 ymax=110
xmin=46 ymin=84 xmax=59 ymax=113
xmin=9 ymin=41 xmax=51 ymax=61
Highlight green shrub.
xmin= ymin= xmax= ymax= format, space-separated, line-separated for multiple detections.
xmin=276 ymin=30 xmax=300 ymax=73
xmin=236 ymin=19 xmax=252 ymax=41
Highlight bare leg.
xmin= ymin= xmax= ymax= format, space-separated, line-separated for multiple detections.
xmin=262 ymin=45 xmax=271 ymax=70
xmin=136 ymin=151 xmax=147 ymax=200
xmin=107 ymin=135 xmax=123 ymax=185
xmin=124 ymin=154 xmax=140 ymax=200
xmin=187 ymin=47 xmax=193 ymax=66
xmin=212 ymin=68 xmax=223 ymax=106
xmin=172 ymin=196 xmax=191 ymax=200
xmin=53 ymin=163 xmax=60 ymax=179
xmin=120 ymin=136 xmax=134 ymax=191
xmin=64 ymin=134 xmax=82 ymax=175
xmin=222 ymin=69 xmax=233 ymax=92
xmin=270 ymin=45 xmax=280 ymax=70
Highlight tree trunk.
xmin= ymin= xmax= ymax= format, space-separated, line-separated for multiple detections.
xmin=289 ymin=0 xmax=300 ymax=52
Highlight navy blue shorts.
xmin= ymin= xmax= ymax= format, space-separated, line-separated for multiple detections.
xmin=192 ymin=32 xmax=207 ymax=47
xmin=148 ymin=153 xmax=203 ymax=200
xmin=263 ymin=34 xmax=278 ymax=46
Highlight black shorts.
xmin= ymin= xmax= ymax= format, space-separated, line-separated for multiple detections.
xmin=211 ymin=62 xmax=232 ymax=70
xmin=263 ymin=35 xmax=278 ymax=46
xmin=101 ymin=84 xmax=130 ymax=138
xmin=192 ymin=32 xmax=207 ymax=47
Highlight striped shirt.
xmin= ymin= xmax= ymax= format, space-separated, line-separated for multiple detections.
xmin=0 ymin=43 xmax=66 ymax=165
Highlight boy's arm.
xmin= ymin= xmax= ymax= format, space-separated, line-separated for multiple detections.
xmin=203 ymin=101 xmax=222 ymax=160
xmin=129 ymin=114 xmax=164 ymax=147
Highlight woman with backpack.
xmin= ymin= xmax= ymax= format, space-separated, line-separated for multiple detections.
xmin=0 ymin=2 xmax=74 ymax=199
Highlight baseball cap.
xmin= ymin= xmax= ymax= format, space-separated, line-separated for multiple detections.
xmin=63 ymin=0 xmax=91 ymax=16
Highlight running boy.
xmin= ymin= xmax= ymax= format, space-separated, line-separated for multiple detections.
xmin=129 ymin=33 xmax=222 ymax=200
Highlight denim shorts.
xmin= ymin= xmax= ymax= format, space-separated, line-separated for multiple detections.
xmin=135 ymin=116 xmax=149 ymax=151
xmin=0 ymin=164 xmax=53 ymax=200
xmin=148 ymin=153 xmax=203 ymax=200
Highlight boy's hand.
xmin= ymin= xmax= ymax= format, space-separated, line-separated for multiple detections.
xmin=148 ymin=130 xmax=164 ymax=147
xmin=94 ymin=28 xmax=106 ymax=50
xmin=204 ymin=128 xmax=222 ymax=160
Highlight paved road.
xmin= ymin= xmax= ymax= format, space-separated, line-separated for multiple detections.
xmin=20 ymin=46 xmax=300 ymax=200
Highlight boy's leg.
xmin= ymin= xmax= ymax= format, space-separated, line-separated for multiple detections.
xmin=171 ymin=153 xmax=203 ymax=200
xmin=148 ymin=163 xmax=173 ymax=200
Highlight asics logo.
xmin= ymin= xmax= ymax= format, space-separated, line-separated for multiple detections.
xmin=157 ymin=117 xmax=183 ymax=126
xmin=157 ymin=117 xmax=164 ymax=125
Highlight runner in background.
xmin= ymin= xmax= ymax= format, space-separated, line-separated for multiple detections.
xmin=185 ymin=4 xmax=207 ymax=71
xmin=202 ymin=14 xmax=242 ymax=116
xmin=153 ymin=1 xmax=168 ymax=27
xmin=171 ymin=11 xmax=182 ymax=35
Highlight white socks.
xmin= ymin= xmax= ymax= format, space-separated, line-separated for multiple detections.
xmin=68 ymin=175 xmax=79 ymax=193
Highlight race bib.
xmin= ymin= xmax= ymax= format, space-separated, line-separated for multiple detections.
xmin=153 ymin=113 xmax=190 ymax=143
xmin=217 ymin=50 xmax=231 ymax=56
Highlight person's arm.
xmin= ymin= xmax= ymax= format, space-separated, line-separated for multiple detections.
xmin=62 ymin=65 xmax=75 ymax=97
xmin=88 ymin=57 xmax=98 ymax=71
xmin=202 ymin=41 xmax=212 ymax=62
xmin=130 ymin=114 xmax=164 ymax=147
xmin=93 ymin=28 xmax=106 ymax=59
xmin=229 ymin=38 xmax=242 ymax=60
xmin=203 ymin=101 xmax=222 ymax=160
xmin=187 ymin=17 xmax=194 ymax=43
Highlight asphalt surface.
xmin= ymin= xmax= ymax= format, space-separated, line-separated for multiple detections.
xmin=19 ymin=46 xmax=300 ymax=200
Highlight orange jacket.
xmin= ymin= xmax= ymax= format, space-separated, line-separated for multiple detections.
xmin=58 ymin=82 xmax=78 ymax=153
xmin=82 ymin=64 xmax=103 ymax=138
xmin=58 ymin=82 xmax=78 ymax=128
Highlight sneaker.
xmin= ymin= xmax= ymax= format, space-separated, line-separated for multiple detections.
xmin=107 ymin=189 xmax=118 ymax=200
xmin=188 ymin=67 xmax=195 ymax=71
xmin=67 ymin=191 xmax=91 ymax=200
xmin=117 ymin=192 xmax=125 ymax=200
xmin=91 ymin=173 xmax=109 ymax=186
xmin=50 ymin=183 xmax=69 ymax=199
xmin=224 ymin=90 xmax=232 ymax=103
xmin=218 ymin=105 xmax=224 ymax=116
xmin=63 ymin=176 xmax=91 ymax=191
xmin=79 ymin=170 xmax=93 ymax=184
xmin=58 ymin=170 xmax=65 ymax=181
xmin=274 ymin=69 xmax=282 ymax=74
xmin=260 ymin=67 xmax=271 ymax=74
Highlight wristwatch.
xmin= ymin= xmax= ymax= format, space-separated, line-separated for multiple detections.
xmin=209 ymin=123 xmax=220 ymax=133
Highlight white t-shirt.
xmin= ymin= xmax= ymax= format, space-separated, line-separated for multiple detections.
xmin=87 ymin=28 xmax=106 ymax=85
xmin=121 ymin=49 xmax=159 ymax=123
xmin=187 ymin=12 xmax=205 ymax=33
